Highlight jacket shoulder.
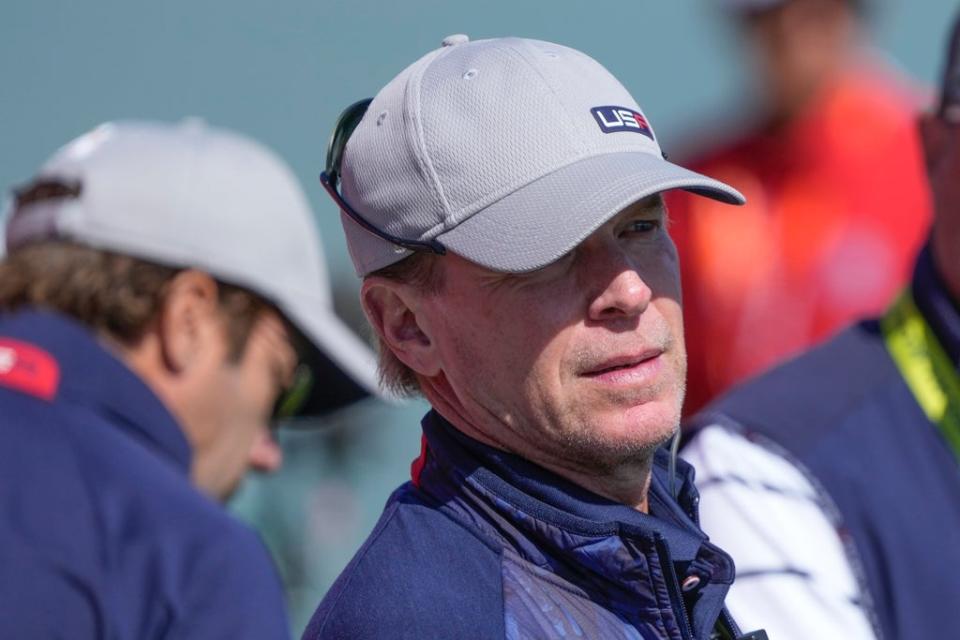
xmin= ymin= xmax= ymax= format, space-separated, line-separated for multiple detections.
xmin=303 ymin=484 xmax=505 ymax=639
xmin=0 ymin=392 xmax=288 ymax=638
xmin=690 ymin=321 xmax=901 ymax=455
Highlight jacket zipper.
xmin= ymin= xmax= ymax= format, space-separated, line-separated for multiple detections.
xmin=710 ymin=608 xmax=743 ymax=640
xmin=720 ymin=608 xmax=741 ymax=638
xmin=654 ymin=533 xmax=694 ymax=640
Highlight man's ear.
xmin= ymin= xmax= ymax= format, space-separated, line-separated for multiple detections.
xmin=157 ymin=270 xmax=221 ymax=373
xmin=918 ymin=112 xmax=950 ymax=175
xmin=361 ymin=277 xmax=441 ymax=377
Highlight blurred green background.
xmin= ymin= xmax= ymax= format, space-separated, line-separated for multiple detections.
xmin=2 ymin=0 xmax=956 ymax=635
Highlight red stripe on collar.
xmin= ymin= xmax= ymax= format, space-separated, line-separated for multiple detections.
xmin=410 ymin=434 xmax=429 ymax=489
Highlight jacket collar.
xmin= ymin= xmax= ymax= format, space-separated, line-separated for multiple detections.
xmin=417 ymin=409 xmax=727 ymax=568
xmin=0 ymin=309 xmax=191 ymax=473
xmin=913 ymin=243 xmax=960 ymax=367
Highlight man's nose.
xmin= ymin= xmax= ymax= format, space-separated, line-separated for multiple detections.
xmin=585 ymin=248 xmax=652 ymax=322
xmin=248 ymin=431 xmax=283 ymax=473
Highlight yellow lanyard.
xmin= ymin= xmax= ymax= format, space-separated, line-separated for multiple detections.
xmin=880 ymin=289 xmax=960 ymax=460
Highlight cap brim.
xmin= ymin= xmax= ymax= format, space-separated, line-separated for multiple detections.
xmin=437 ymin=151 xmax=744 ymax=273
xmin=278 ymin=298 xmax=385 ymax=419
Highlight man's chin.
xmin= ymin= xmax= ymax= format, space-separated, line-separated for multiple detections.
xmin=557 ymin=403 xmax=680 ymax=471
xmin=205 ymin=475 xmax=244 ymax=504
xmin=620 ymin=398 xmax=680 ymax=439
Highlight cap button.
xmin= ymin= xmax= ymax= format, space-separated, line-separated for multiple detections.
xmin=441 ymin=34 xmax=469 ymax=47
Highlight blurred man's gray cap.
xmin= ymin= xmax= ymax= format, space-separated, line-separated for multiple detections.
xmin=6 ymin=119 xmax=381 ymax=416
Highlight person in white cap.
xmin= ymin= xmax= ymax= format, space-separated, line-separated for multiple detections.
xmin=303 ymin=36 xmax=765 ymax=640
xmin=0 ymin=120 xmax=378 ymax=639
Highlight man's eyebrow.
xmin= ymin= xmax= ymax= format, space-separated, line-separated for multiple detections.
xmin=627 ymin=194 xmax=666 ymax=216
xmin=646 ymin=194 xmax=666 ymax=211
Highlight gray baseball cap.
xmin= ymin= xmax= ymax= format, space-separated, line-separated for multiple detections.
xmin=5 ymin=119 xmax=380 ymax=417
xmin=333 ymin=35 xmax=745 ymax=276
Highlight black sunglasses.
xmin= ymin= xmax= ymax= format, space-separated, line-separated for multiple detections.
xmin=270 ymin=362 xmax=315 ymax=423
xmin=268 ymin=323 xmax=315 ymax=425
xmin=319 ymin=98 xmax=447 ymax=255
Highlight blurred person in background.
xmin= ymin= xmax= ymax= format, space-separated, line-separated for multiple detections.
xmin=303 ymin=35 xmax=764 ymax=640
xmin=682 ymin=13 xmax=960 ymax=639
xmin=669 ymin=0 xmax=932 ymax=415
xmin=0 ymin=120 xmax=377 ymax=639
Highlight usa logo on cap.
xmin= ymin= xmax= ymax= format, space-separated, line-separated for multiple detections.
xmin=590 ymin=106 xmax=655 ymax=141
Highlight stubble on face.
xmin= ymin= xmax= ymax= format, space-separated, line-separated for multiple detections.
xmin=424 ymin=200 xmax=686 ymax=482
xmin=551 ymin=336 xmax=686 ymax=475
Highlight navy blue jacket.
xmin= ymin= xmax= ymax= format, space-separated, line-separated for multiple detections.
xmin=304 ymin=410 xmax=741 ymax=639
xmin=689 ymin=246 xmax=960 ymax=640
xmin=0 ymin=310 xmax=289 ymax=639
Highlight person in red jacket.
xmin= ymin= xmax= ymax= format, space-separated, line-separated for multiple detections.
xmin=670 ymin=0 xmax=931 ymax=415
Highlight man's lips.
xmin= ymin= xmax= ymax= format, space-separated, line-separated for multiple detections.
xmin=580 ymin=349 xmax=665 ymax=378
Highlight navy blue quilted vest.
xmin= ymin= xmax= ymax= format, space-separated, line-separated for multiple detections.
xmin=691 ymin=247 xmax=960 ymax=640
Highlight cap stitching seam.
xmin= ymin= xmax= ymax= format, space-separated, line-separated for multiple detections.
xmin=418 ymin=149 xmax=658 ymax=240
xmin=416 ymin=43 xmax=599 ymax=240
xmin=415 ymin=42 xmax=583 ymax=240
xmin=504 ymin=41 xmax=589 ymax=156
xmin=439 ymin=159 xmax=738 ymax=272
xmin=407 ymin=48 xmax=454 ymax=235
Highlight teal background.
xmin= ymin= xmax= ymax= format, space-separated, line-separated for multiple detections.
xmin=2 ymin=1 xmax=957 ymax=636
xmin=3 ymin=1 xmax=957 ymax=281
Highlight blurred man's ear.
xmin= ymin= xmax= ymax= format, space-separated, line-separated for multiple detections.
xmin=918 ymin=112 xmax=950 ymax=175
xmin=361 ymin=278 xmax=441 ymax=378
xmin=157 ymin=270 xmax=222 ymax=373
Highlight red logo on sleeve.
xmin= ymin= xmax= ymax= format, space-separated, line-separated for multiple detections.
xmin=0 ymin=339 xmax=60 ymax=401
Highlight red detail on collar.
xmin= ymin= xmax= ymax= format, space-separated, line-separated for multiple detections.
xmin=0 ymin=339 xmax=60 ymax=401
xmin=410 ymin=434 xmax=429 ymax=489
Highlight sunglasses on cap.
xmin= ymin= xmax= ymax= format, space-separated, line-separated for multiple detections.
xmin=319 ymin=98 xmax=447 ymax=256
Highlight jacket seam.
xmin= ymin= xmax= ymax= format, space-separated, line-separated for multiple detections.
xmin=407 ymin=484 xmax=505 ymax=555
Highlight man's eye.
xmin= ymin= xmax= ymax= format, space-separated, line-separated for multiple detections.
xmin=625 ymin=219 xmax=660 ymax=234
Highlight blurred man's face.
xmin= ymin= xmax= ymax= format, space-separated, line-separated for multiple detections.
xmin=737 ymin=0 xmax=858 ymax=120
xmin=187 ymin=309 xmax=296 ymax=500
xmin=420 ymin=196 xmax=686 ymax=474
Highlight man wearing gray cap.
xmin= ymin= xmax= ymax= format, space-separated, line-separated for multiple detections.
xmin=304 ymin=36 xmax=763 ymax=640
xmin=681 ymin=12 xmax=960 ymax=640
xmin=0 ymin=120 xmax=378 ymax=638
